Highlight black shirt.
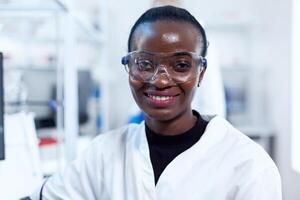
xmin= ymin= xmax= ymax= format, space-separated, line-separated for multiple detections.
xmin=145 ymin=110 xmax=208 ymax=184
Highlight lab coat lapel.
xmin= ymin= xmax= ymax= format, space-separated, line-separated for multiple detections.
xmin=136 ymin=121 xmax=157 ymax=200
xmin=154 ymin=116 xmax=229 ymax=199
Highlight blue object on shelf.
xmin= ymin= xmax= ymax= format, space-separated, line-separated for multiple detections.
xmin=128 ymin=112 xmax=144 ymax=124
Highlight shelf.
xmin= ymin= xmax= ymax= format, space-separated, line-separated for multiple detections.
xmin=0 ymin=1 xmax=65 ymax=16
xmin=0 ymin=1 xmax=102 ymax=44
xmin=4 ymin=66 xmax=57 ymax=72
xmin=54 ymin=0 xmax=103 ymax=44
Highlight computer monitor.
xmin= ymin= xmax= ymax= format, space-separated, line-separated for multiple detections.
xmin=0 ymin=52 xmax=5 ymax=160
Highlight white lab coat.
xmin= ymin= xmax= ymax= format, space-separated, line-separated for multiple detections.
xmin=32 ymin=116 xmax=282 ymax=200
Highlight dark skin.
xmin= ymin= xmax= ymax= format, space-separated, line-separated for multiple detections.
xmin=129 ymin=20 xmax=206 ymax=136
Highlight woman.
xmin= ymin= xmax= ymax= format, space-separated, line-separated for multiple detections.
xmin=32 ymin=5 xmax=281 ymax=200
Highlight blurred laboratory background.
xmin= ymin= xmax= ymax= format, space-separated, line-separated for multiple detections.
xmin=0 ymin=0 xmax=299 ymax=199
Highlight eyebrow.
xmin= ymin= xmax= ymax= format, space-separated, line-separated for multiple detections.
xmin=173 ymin=52 xmax=192 ymax=56
xmin=134 ymin=50 xmax=195 ymax=56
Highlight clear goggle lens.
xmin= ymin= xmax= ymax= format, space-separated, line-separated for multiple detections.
xmin=121 ymin=51 xmax=207 ymax=83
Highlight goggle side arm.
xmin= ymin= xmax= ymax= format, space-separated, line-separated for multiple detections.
xmin=202 ymin=58 xmax=207 ymax=68
xmin=122 ymin=56 xmax=129 ymax=65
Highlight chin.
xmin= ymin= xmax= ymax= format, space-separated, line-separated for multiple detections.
xmin=143 ymin=107 xmax=180 ymax=122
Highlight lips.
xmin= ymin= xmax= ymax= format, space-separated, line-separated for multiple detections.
xmin=148 ymin=95 xmax=174 ymax=101
xmin=144 ymin=91 xmax=180 ymax=108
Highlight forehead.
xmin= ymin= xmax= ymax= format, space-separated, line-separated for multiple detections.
xmin=132 ymin=20 xmax=202 ymax=54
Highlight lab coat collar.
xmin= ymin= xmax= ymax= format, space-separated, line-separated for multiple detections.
xmin=136 ymin=116 xmax=230 ymax=194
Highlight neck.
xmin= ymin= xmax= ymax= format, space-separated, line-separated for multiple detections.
xmin=145 ymin=109 xmax=196 ymax=136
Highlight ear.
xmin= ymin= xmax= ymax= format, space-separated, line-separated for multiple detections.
xmin=197 ymin=68 xmax=206 ymax=87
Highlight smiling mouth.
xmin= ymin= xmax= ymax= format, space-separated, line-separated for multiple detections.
xmin=148 ymin=94 xmax=174 ymax=101
xmin=144 ymin=93 xmax=180 ymax=107
xmin=145 ymin=93 xmax=179 ymax=98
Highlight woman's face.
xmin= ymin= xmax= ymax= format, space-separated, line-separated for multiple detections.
xmin=129 ymin=20 xmax=205 ymax=122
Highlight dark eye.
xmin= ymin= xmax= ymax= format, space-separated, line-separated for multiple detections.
xmin=173 ymin=61 xmax=192 ymax=72
xmin=136 ymin=60 xmax=154 ymax=71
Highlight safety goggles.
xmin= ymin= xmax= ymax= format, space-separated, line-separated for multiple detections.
xmin=121 ymin=51 xmax=207 ymax=84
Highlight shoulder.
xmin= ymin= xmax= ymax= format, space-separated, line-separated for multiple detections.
xmin=93 ymin=123 xmax=143 ymax=143
xmin=82 ymin=123 xmax=145 ymax=159
xmin=206 ymin=116 xmax=279 ymax=174
xmin=73 ymin=123 xmax=144 ymax=168
xmin=36 ymin=123 xmax=145 ymax=199
xmin=205 ymin=116 xmax=281 ymax=195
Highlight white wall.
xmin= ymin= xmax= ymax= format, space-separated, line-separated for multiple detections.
xmin=246 ymin=0 xmax=300 ymax=198
xmin=268 ymin=0 xmax=300 ymax=199
xmin=291 ymin=0 xmax=300 ymax=174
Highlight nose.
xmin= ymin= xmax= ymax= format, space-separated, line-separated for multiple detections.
xmin=149 ymin=65 xmax=175 ymax=87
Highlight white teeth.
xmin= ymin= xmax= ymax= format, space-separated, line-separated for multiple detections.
xmin=149 ymin=95 xmax=172 ymax=101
